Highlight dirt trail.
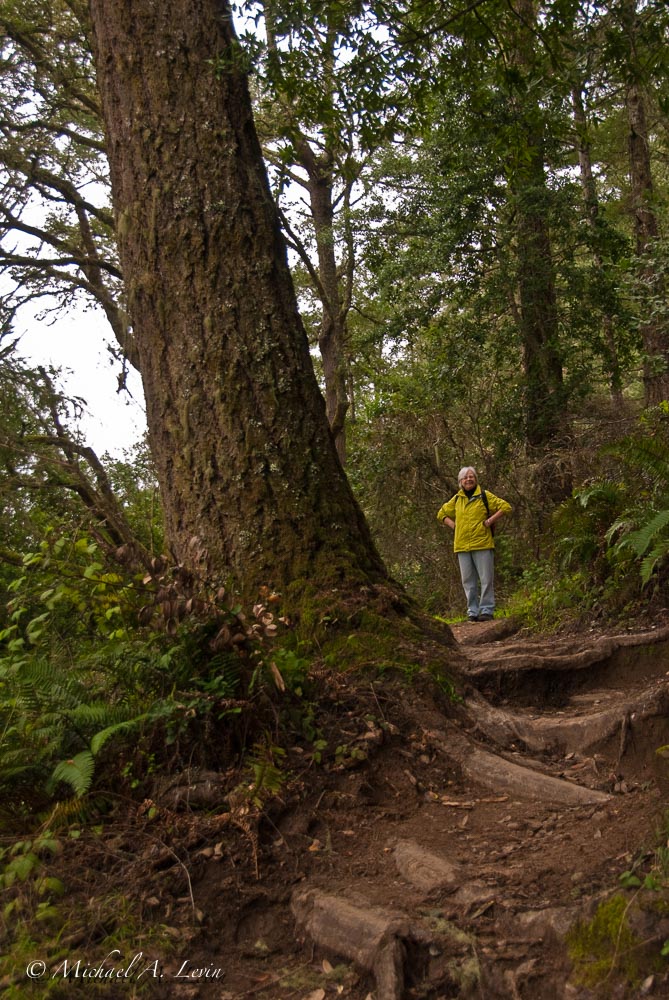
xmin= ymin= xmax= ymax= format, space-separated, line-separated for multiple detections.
xmin=66 ymin=619 xmax=669 ymax=1000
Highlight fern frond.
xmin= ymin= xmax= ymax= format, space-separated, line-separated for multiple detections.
xmin=90 ymin=714 xmax=149 ymax=756
xmin=608 ymin=435 xmax=669 ymax=486
xmin=51 ymin=751 xmax=95 ymax=797
xmin=576 ymin=482 xmax=624 ymax=509
xmin=640 ymin=540 xmax=669 ymax=585
xmin=12 ymin=660 xmax=90 ymax=716
xmin=43 ymin=797 xmax=96 ymax=829
xmin=64 ymin=702 xmax=126 ymax=730
xmin=624 ymin=509 xmax=669 ymax=557
xmin=0 ymin=757 xmax=47 ymax=782
xmin=605 ymin=517 xmax=635 ymax=546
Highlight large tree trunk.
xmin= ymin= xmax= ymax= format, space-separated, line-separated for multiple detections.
xmin=88 ymin=0 xmax=386 ymax=598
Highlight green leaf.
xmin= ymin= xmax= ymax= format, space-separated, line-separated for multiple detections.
xmin=9 ymin=852 xmax=41 ymax=882
xmin=90 ymin=715 xmax=148 ymax=756
xmin=52 ymin=751 xmax=95 ymax=797
xmin=625 ymin=509 xmax=669 ymax=557
xmin=38 ymin=876 xmax=65 ymax=897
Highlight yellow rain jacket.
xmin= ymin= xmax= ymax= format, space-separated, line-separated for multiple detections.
xmin=437 ymin=488 xmax=511 ymax=552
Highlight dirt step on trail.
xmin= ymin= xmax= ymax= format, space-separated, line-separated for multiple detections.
xmin=182 ymin=618 xmax=669 ymax=999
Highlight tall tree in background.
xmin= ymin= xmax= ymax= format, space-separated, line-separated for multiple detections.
xmin=506 ymin=0 xmax=566 ymax=461
xmin=255 ymin=0 xmax=359 ymax=464
xmin=0 ymin=2 xmax=137 ymax=370
xmin=618 ymin=0 xmax=668 ymax=405
xmin=571 ymin=73 xmax=625 ymax=405
xmin=358 ymin=0 xmax=573 ymax=465
xmin=87 ymin=0 xmax=388 ymax=600
xmin=247 ymin=0 xmax=417 ymax=464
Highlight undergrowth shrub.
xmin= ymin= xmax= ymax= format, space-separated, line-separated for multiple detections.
xmin=509 ymin=407 xmax=669 ymax=627
xmin=0 ymin=527 xmax=290 ymax=826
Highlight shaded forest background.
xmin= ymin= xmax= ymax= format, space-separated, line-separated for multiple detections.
xmin=1 ymin=0 xmax=669 ymax=986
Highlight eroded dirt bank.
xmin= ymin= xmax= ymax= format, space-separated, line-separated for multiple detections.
xmin=27 ymin=619 xmax=669 ymax=999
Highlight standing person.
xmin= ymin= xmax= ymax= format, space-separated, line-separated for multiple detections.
xmin=437 ymin=467 xmax=511 ymax=622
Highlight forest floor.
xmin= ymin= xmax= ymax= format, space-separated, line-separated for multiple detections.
xmin=11 ymin=614 xmax=669 ymax=1000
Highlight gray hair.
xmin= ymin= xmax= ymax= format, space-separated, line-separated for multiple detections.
xmin=458 ymin=466 xmax=478 ymax=485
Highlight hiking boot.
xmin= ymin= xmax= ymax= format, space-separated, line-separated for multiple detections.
xmin=478 ymin=613 xmax=494 ymax=621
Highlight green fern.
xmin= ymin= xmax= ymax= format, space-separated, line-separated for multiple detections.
xmin=90 ymin=714 xmax=150 ymax=756
xmin=610 ymin=509 xmax=669 ymax=585
xmin=64 ymin=702 xmax=128 ymax=731
xmin=624 ymin=509 xmax=669 ymax=557
xmin=51 ymin=751 xmax=95 ymax=797
xmin=0 ymin=651 xmax=151 ymax=805
xmin=606 ymin=433 xmax=669 ymax=487
xmin=640 ymin=540 xmax=669 ymax=586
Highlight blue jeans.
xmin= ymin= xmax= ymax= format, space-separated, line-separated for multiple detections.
xmin=457 ymin=549 xmax=495 ymax=618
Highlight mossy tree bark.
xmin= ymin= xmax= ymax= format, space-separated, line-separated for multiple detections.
xmin=509 ymin=0 xmax=566 ymax=462
xmin=88 ymin=0 xmax=386 ymax=598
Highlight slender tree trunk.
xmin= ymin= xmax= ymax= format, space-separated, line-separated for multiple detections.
xmin=88 ymin=0 xmax=386 ymax=598
xmin=617 ymin=0 xmax=668 ymax=405
xmin=514 ymin=158 xmax=565 ymax=451
xmin=509 ymin=0 xmax=566 ymax=463
xmin=626 ymin=80 xmax=668 ymax=405
xmin=297 ymin=141 xmax=349 ymax=465
xmin=572 ymin=85 xmax=624 ymax=405
xmin=262 ymin=2 xmax=350 ymax=464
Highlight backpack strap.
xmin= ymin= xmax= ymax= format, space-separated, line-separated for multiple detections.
xmin=480 ymin=488 xmax=495 ymax=535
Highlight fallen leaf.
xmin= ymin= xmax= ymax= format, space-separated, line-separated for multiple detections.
xmin=269 ymin=661 xmax=285 ymax=691
xmin=322 ymin=959 xmax=334 ymax=974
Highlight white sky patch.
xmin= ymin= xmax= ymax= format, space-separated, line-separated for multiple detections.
xmin=15 ymin=302 xmax=146 ymax=458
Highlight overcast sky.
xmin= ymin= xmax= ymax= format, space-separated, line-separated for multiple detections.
xmin=17 ymin=302 xmax=147 ymax=458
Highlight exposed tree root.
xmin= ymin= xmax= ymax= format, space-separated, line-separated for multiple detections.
xmin=463 ymin=678 xmax=669 ymax=755
xmin=281 ymin=623 xmax=669 ymax=999
xmin=460 ymin=624 xmax=669 ymax=679
xmin=291 ymin=889 xmax=425 ymax=1000
xmin=425 ymin=727 xmax=611 ymax=805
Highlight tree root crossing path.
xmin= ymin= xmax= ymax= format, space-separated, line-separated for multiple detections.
xmin=158 ymin=619 xmax=669 ymax=999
